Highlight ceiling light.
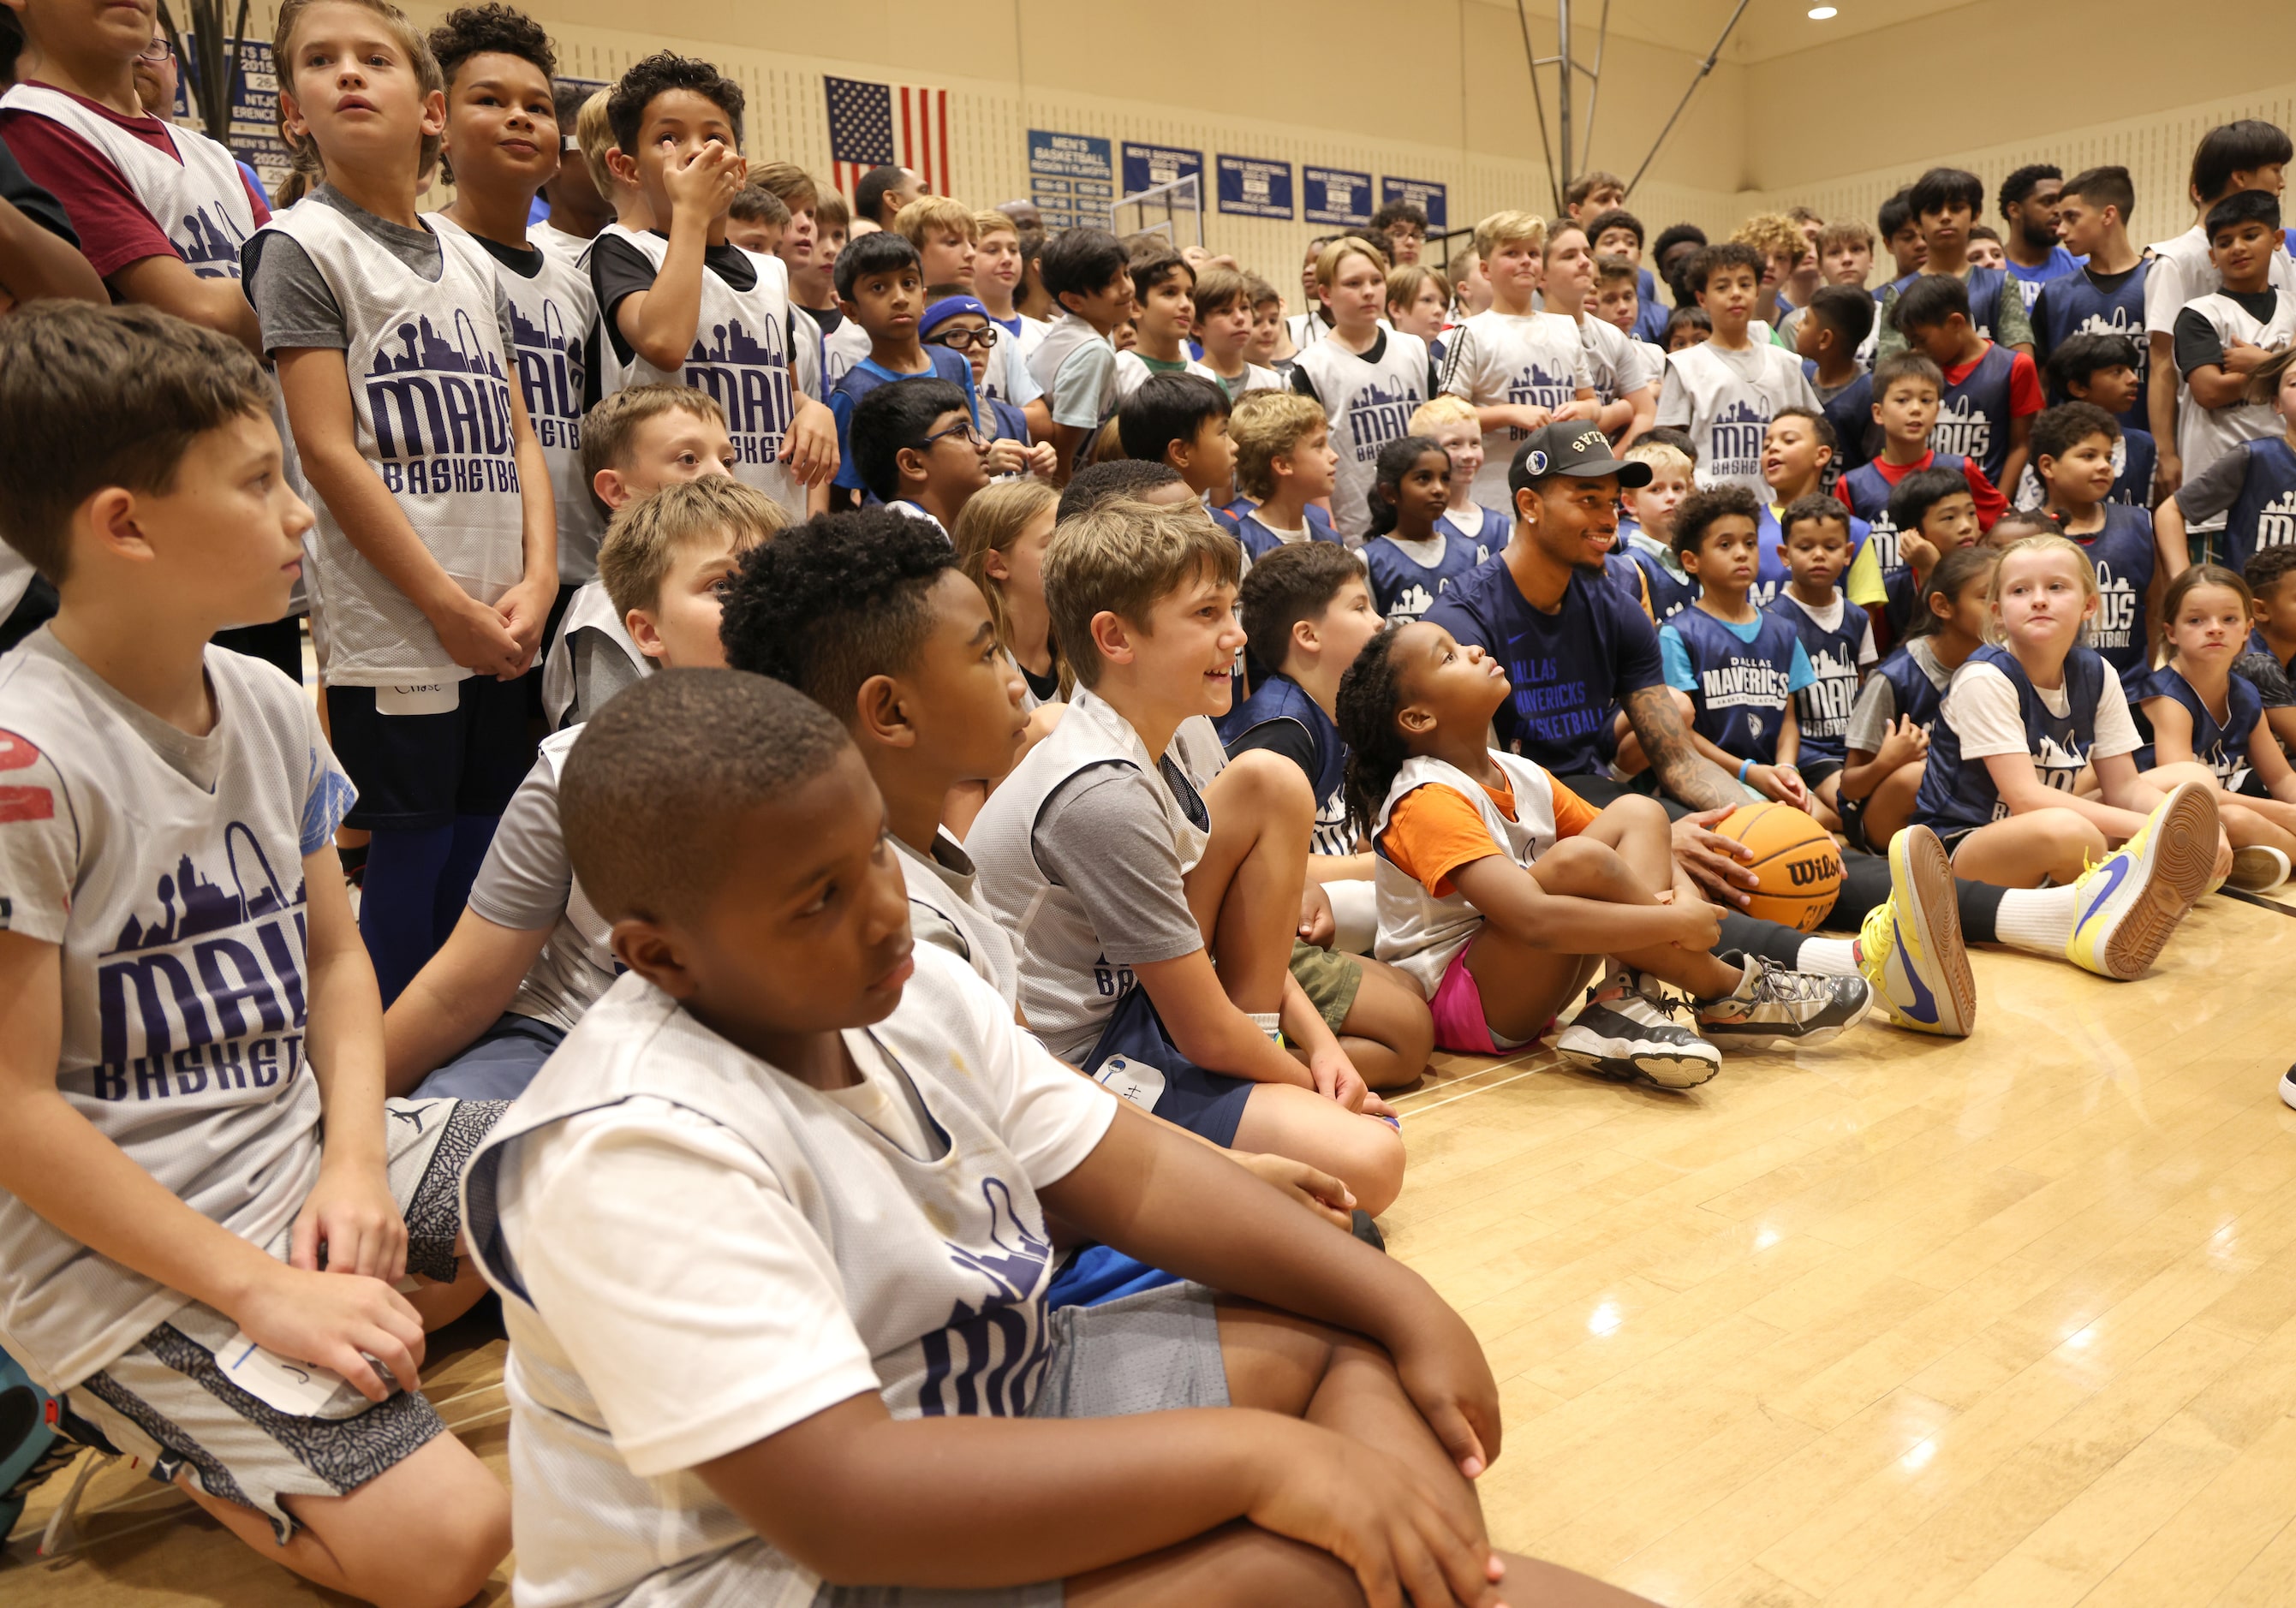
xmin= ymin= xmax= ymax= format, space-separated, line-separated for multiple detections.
xmin=1808 ymin=5 xmax=1837 ymax=15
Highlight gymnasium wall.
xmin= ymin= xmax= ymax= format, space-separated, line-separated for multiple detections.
xmin=207 ymin=0 xmax=2296 ymax=295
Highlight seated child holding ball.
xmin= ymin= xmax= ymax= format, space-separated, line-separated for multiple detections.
xmin=1335 ymin=619 xmax=1871 ymax=1087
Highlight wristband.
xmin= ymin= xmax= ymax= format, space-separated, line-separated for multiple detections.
xmin=1738 ymin=757 xmax=1754 ymax=783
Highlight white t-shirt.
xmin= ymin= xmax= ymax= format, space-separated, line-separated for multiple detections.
xmin=1941 ymin=658 xmax=2140 ymax=760
xmin=1440 ymin=308 xmax=1595 ymax=509
xmin=479 ymin=951 xmax=1115 ymax=1607
xmin=0 ymin=631 xmax=355 ymax=1390
xmin=2144 ymin=223 xmax=2296 ymax=332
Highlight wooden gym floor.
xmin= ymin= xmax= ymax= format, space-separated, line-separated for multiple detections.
xmin=7 ymin=884 xmax=2295 ymax=1607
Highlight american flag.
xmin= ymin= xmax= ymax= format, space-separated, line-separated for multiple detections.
xmin=825 ymin=75 xmax=949 ymax=202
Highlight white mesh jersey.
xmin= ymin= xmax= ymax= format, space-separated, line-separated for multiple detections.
xmin=1440 ymin=309 xmax=1595 ymax=510
xmin=2174 ymin=290 xmax=2296 ymax=511
xmin=1297 ymin=329 xmax=1434 ymax=542
xmin=0 ymin=84 xmax=257 ymax=280
xmin=539 ymin=577 xmax=647 ymax=731
xmin=0 ymin=633 xmax=355 ymax=1391
xmin=966 ymin=689 xmax=1227 ymax=1061
xmin=1659 ymin=339 xmax=1822 ymax=497
xmin=460 ymin=949 xmax=1115 ymax=1608
xmin=428 ymin=214 xmax=605 ymax=585
xmin=257 ymin=200 xmax=528 ymax=685
xmin=1575 ymin=312 xmax=1661 ymax=405
xmin=1371 ymin=751 xmax=1562 ymax=997
xmin=821 ymin=313 xmax=872 ymax=387
xmin=607 ymin=230 xmax=808 ymax=520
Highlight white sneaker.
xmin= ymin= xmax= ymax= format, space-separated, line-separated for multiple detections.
xmin=2281 ymin=1064 xmax=2296 ymax=1112
xmin=1556 ymin=987 xmax=1722 ymax=1091
xmin=2230 ymin=845 xmax=2292 ymax=893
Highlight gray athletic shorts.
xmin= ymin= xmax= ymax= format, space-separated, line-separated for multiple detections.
xmin=805 ymin=1280 xmax=1230 ymax=1608
xmin=62 ymin=1096 xmax=507 ymax=1543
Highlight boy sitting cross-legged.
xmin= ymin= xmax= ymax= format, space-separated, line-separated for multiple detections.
xmin=460 ymin=667 xmax=1661 ymax=1608
xmin=968 ymin=498 xmax=1410 ymax=1214
xmin=540 ymin=382 xmax=738 ymax=729
xmin=0 ymin=301 xmax=510 ymax=1605
xmin=385 ymin=477 xmax=785 ymax=1100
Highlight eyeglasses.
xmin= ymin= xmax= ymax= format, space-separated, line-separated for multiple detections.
xmin=927 ymin=325 xmax=999 ymax=353
xmin=138 ymin=36 xmax=174 ymax=62
xmin=915 ymin=420 xmax=987 ymax=450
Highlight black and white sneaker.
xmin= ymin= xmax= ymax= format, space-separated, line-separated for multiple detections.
xmin=1693 ymin=953 xmax=1871 ymax=1049
xmin=1556 ymin=986 xmax=1722 ymax=1090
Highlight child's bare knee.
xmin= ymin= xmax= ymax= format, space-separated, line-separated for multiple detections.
xmin=1596 ymin=792 xmax=1670 ymax=838
xmin=1343 ymin=1119 xmax=1407 ymax=1217
xmin=1219 ymin=747 xmax=1315 ymax=826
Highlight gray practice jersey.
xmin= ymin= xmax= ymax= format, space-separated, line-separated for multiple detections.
xmin=0 ymin=632 xmax=356 ymax=1390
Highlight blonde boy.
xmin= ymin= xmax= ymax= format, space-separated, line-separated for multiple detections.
xmin=1619 ymin=436 xmax=1703 ymax=621
xmin=387 ymin=478 xmax=785 ymax=1099
xmin=543 ymin=384 xmax=737 ymax=727
xmin=1230 ymin=390 xmax=1344 ymax=557
xmin=1440 ymin=210 xmax=1598 ymax=509
xmin=1409 ymin=393 xmax=1509 ymax=553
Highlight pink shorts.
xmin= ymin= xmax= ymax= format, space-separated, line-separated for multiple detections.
xmin=1427 ymin=941 xmax=1548 ymax=1055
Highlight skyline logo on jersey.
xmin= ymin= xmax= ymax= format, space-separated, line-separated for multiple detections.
xmin=2072 ymin=302 xmax=2147 ymax=380
xmin=363 ymin=311 xmax=521 ymax=497
xmin=2036 ymin=733 xmax=2089 ymax=790
xmin=91 ymin=825 xmax=309 ymax=1105
xmin=681 ymin=315 xmax=793 ymax=467
xmin=1709 ymin=401 xmax=1769 ymax=482
xmin=2092 ymin=560 xmax=2138 ymax=650
xmin=2259 ymin=491 xmax=2296 ymax=551
xmin=1930 ymin=395 xmax=1993 ymax=466
xmin=507 ymin=296 xmax=588 ymax=453
xmin=1388 ymin=581 xmax=1436 ymax=622
xmin=918 ymin=1177 xmax=1054 ymax=1418
xmin=1865 ymin=514 xmax=1902 ymax=576
xmin=1345 ymin=376 xmax=1417 ymax=462
xmin=173 ymin=202 xmax=249 ymax=280
xmin=1503 ymin=364 xmax=1577 ymax=441
xmin=1798 ymin=644 xmax=1858 ymax=737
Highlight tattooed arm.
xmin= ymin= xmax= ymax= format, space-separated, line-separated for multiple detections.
xmin=1622 ymin=683 xmax=1738 ymax=810
xmin=1621 ymin=684 xmax=1761 ymax=908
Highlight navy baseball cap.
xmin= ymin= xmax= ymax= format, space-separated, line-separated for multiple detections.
xmin=1506 ymin=422 xmax=1652 ymax=496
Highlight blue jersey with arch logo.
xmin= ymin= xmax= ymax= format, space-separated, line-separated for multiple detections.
xmin=1768 ymin=591 xmax=1868 ymax=769
xmin=2138 ymin=664 xmax=2263 ymax=790
xmin=1621 ymin=527 xmax=1700 ymax=621
xmin=1931 ymin=342 xmax=2021 ymax=487
xmin=1216 ymin=673 xmax=1353 ymax=855
xmin=1661 ymin=604 xmax=1813 ymax=767
xmin=2222 ymin=437 xmax=2296 ymax=577
xmin=2068 ymin=503 xmax=2156 ymax=698
xmin=1363 ymin=529 xmax=1492 ymax=623
xmin=2031 ymin=264 xmax=2150 ymax=431
xmin=1913 ymin=643 xmax=2108 ymax=833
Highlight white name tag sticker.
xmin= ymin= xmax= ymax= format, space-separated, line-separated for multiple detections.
xmin=218 ymin=1332 xmax=349 ymax=1415
xmin=374 ymin=682 xmax=459 ymax=717
xmin=1092 ymin=1054 xmax=1166 ymax=1112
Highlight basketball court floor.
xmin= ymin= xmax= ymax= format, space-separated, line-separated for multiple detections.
xmin=6 ymin=884 xmax=2294 ymax=1607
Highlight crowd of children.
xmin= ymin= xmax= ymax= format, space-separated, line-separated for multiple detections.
xmin=0 ymin=0 xmax=2289 ymax=1597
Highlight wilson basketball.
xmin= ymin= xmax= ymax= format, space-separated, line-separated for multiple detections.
xmin=1715 ymin=803 xmax=1843 ymax=933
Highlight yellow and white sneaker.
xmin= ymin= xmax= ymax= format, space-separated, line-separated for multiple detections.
xmin=1858 ymin=825 xmax=1975 ymax=1036
xmin=2066 ymin=780 xmax=2219 ymax=980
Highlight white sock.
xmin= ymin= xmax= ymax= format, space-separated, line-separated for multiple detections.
xmin=1796 ymin=937 xmax=1859 ymax=976
xmin=1249 ymin=1010 xmax=1282 ymax=1042
xmin=1995 ymin=885 xmax=2078 ymax=956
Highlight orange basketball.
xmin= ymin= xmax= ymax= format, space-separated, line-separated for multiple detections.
xmin=1715 ymin=803 xmax=1843 ymax=932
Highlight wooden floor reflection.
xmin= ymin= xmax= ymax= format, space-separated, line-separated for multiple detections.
xmin=9 ymin=886 xmax=2294 ymax=1607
